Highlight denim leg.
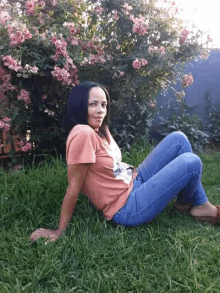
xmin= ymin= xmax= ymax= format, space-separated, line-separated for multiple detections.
xmin=113 ymin=152 xmax=208 ymax=227
xmin=136 ymin=131 xmax=207 ymax=206
xmin=112 ymin=131 xmax=208 ymax=227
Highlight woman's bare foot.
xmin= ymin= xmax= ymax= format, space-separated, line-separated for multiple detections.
xmin=190 ymin=202 xmax=218 ymax=218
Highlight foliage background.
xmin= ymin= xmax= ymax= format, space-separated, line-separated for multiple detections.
xmin=0 ymin=0 xmax=211 ymax=167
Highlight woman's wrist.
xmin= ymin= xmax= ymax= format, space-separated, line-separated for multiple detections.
xmin=57 ymin=228 xmax=65 ymax=236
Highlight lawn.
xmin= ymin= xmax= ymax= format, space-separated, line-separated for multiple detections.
xmin=1 ymin=141 xmax=220 ymax=293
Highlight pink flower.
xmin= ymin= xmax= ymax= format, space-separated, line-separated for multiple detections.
xmin=149 ymin=99 xmax=156 ymax=108
xmin=0 ymin=121 xmax=4 ymax=128
xmin=123 ymin=3 xmax=133 ymax=15
xmin=0 ymin=11 xmax=10 ymax=26
xmin=40 ymin=33 xmax=46 ymax=41
xmin=71 ymin=38 xmax=79 ymax=46
xmin=42 ymin=94 xmax=47 ymax=99
xmin=148 ymin=46 xmax=155 ymax=54
xmin=116 ymin=43 xmax=121 ymax=50
xmin=179 ymin=29 xmax=189 ymax=45
xmin=132 ymin=16 xmax=148 ymax=35
xmin=38 ymin=1 xmax=45 ymax=9
xmin=95 ymin=6 xmax=103 ymax=14
xmin=63 ymin=22 xmax=76 ymax=35
xmin=26 ymin=1 xmax=35 ymax=15
xmin=51 ymin=0 xmax=57 ymax=6
xmin=123 ymin=3 xmax=133 ymax=11
xmin=176 ymin=90 xmax=185 ymax=102
xmin=26 ymin=142 xmax=32 ymax=150
xmin=18 ymin=141 xmax=24 ymax=147
xmin=159 ymin=46 xmax=165 ymax=55
xmin=3 ymin=123 xmax=10 ymax=131
xmin=31 ymin=26 xmax=39 ymax=36
xmin=141 ymin=59 xmax=148 ymax=66
xmin=119 ymin=71 xmax=125 ymax=77
xmin=17 ymin=89 xmax=31 ymax=104
xmin=20 ymin=142 xmax=32 ymax=152
xmin=112 ymin=10 xmax=119 ymax=21
xmin=3 ymin=117 xmax=11 ymax=122
xmin=132 ymin=59 xmax=142 ymax=70
xmin=25 ymin=64 xmax=38 ymax=73
xmin=30 ymin=66 xmax=38 ymax=73
xmin=2 ymin=55 xmax=22 ymax=71
xmin=181 ymin=74 xmax=194 ymax=88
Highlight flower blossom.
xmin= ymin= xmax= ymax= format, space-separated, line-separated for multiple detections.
xmin=179 ymin=29 xmax=189 ymax=45
xmin=63 ymin=22 xmax=76 ymax=35
xmin=0 ymin=65 xmax=16 ymax=92
xmin=3 ymin=117 xmax=11 ymax=122
xmin=0 ymin=11 xmax=10 ymax=26
xmin=2 ymin=55 xmax=22 ymax=71
xmin=95 ymin=6 xmax=103 ymax=14
xmin=0 ymin=119 xmax=11 ymax=131
xmin=131 ymin=15 xmax=148 ymax=35
xmin=112 ymin=10 xmax=119 ymax=21
xmin=38 ymin=1 xmax=46 ymax=9
xmin=159 ymin=46 xmax=165 ymax=55
xmin=17 ymin=89 xmax=31 ymax=104
xmin=123 ymin=3 xmax=133 ymax=15
xmin=148 ymin=99 xmax=156 ymax=108
xmin=176 ymin=90 xmax=185 ymax=102
xmin=0 ymin=120 xmax=4 ymax=129
xmin=20 ymin=142 xmax=32 ymax=152
xmin=181 ymin=74 xmax=194 ymax=88
xmin=25 ymin=1 xmax=35 ymax=15
xmin=4 ymin=123 xmax=10 ymax=131
xmin=132 ymin=59 xmax=142 ymax=70
xmin=24 ymin=64 xmax=39 ymax=73
xmin=7 ymin=23 xmax=32 ymax=46
xmin=52 ymin=61 xmax=79 ymax=87
xmin=51 ymin=39 xmax=68 ymax=61
xmin=148 ymin=45 xmax=165 ymax=55
xmin=71 ymin=38 xmax=79 ymax=46
xmin=51 ymin=0 xmax=57 ymax=6
xmin=141 ymin=59 xmax=148 ymax=66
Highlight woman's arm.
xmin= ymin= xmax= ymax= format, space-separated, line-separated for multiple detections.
xmin=30 ymin=163 xmax=90 ymax=243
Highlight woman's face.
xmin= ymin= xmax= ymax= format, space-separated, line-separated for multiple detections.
xmin=87 ymin=87 xmax=107 ymax=131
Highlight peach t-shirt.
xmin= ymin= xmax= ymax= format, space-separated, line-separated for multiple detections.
xmin=66 ymin=124 xmax=138 ymax=220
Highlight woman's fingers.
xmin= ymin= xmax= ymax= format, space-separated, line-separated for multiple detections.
xmin=30 ymin=228 xmax=50 ymax=242
xmin=30 ymin=229 xmax=61 ymax=243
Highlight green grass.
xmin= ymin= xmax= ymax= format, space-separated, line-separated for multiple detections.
xmin=1 ymin=142 xmax=220 ymax=293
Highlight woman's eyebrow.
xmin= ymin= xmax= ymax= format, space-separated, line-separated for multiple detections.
xmin=90 ymin=100 xmax=107 ymax=103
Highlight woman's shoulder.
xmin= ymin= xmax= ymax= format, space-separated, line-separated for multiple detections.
xmin=70 ymin=124 xmax=95 ymax=135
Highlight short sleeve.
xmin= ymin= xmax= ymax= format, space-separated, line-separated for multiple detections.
xmin=66 ymin=125 xmax=96 ymax=165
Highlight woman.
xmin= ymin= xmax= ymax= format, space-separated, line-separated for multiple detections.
xmin=30 ymin=81 xmax=220 ymax=243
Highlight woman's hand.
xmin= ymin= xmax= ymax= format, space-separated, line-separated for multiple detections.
xmin=30 ymin=228 xmax=63 ymax=244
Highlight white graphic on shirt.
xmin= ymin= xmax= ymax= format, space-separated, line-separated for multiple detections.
xmin=109 ymin=139 xmax=134 ymax=185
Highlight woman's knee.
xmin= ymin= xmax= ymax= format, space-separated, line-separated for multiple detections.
xmin=180 ymin=153 xmax=202 ymax=173
xmin=168 ymin=131 xmax=189 ymax=142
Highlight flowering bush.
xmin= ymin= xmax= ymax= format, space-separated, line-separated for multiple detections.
xmin=0 ymin=0 xmax=211 ymax=160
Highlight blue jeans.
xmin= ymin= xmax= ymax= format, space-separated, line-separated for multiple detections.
xmin=112 ymin=131 xmax=208 ymax=227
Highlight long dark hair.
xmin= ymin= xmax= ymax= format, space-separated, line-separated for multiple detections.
xmin=62 ymin=81 xmax=111 ymax=143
